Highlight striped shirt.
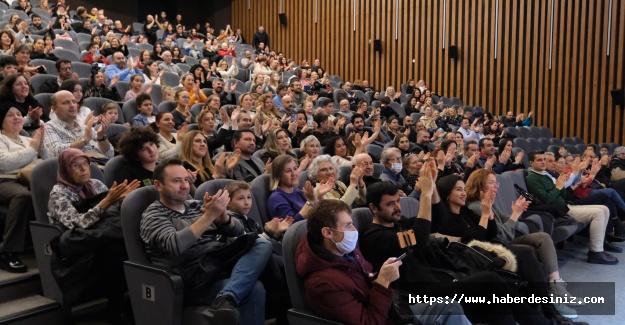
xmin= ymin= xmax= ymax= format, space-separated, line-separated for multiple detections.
xmin=140 ymin=199 xmax=243 ymax=268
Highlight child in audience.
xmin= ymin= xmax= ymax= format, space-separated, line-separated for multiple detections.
xmin=101 ymin=103 xmax=119 ymax=124
xmin=182 ymin=36 xmax=199 ymax=58
xmin=131 ymin=93 xmax=155 ymax=126
xmin=162 ymin=86 xmax=175 ymax=101
xmin=225 ymin=181 xmax=293 ymax=242
xmin=124 ymin=74 xmax=144 ymax=101
xmin=224 ymin=181 xmax=293 ymax=324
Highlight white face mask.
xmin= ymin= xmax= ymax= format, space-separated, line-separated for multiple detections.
xmin=330 ymin=228 xmax=358 ymax=254
xmin=391 ymin=162 xmax=403 ymax=174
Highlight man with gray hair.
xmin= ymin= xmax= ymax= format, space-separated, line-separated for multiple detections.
xmin=609 ymin=147 xmax=625 ymax=182
xmin=158 ymin=51 xmax=183 ymax=76
xmin=352 ymin=153 xmax=378 ymax=188
xmin=545 ymin=151 xmax=557 ymax=172
xmin=379 ymin=147 xmax=418 ymax=198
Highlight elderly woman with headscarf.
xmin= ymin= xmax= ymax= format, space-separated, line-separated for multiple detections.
xmin=47 ymin=148 xmax=140 ymax=321
xmin=0 ymin=102 xmax=44 ymax=273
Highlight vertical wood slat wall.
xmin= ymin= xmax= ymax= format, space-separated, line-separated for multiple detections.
xmin=232 ymin=0 xmax=625 ymax=144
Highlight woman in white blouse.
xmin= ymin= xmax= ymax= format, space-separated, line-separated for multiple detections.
xmin=150 ymin=112 xmax=188 ymax=159
xmin=216 ymin=58 xmax=239 ymax=79
xmin=0 ymin=103 xmax=43 ymax=273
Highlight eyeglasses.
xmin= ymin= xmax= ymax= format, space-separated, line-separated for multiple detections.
xmin=486 ymin=180 xmax=499 ymax=186
xmin=390 ymin=157 xmax=402 ymax=162
xmin=70 ymin=160 xmax=89 ymax=170
xmin=319 ymin=166 xmax=335 ymax=173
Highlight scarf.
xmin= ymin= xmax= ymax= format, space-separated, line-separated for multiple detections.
xmin=57 ymin=148 xmax=96 ymax=199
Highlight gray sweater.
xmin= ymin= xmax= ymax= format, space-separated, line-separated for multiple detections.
xmin=467 ymin=200 xmax=518 ymax=245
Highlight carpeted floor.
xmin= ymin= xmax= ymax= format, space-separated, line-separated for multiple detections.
xmin=557 ymin=237 xmax=623 ymax=324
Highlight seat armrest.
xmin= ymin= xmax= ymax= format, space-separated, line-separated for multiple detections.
xmin=123 ymin=261 xmax=184 ymax=325
xmin=29 ymin=221 xmax=64 ymax=303
xmin=287 ymin=308 xmax=345 ymax=325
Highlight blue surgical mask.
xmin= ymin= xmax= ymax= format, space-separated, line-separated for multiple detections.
xmin=391 ymin=162 xmax=403 ymax=174
xmin=330 ymin=228 xmax=358 ymax=254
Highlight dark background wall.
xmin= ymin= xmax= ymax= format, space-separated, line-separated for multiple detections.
xmin=74 ymin=0 xmax=231 ymax=32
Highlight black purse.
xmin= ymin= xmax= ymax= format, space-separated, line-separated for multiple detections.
xmin=514 ymin=184 xmax=539 ymax=205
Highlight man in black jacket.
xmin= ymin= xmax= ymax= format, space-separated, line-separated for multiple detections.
xmin=252 ymin=26 xmax=269 ymax=49
xmin=359 ymin=162 xmax=571 ymax=325
xmin=38 ymin=60 xmax=73 ymax=94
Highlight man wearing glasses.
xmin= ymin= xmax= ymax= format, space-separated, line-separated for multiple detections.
xmin=39 ymin=59 xmax=75 ymax=93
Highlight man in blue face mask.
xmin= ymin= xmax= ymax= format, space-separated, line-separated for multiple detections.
xmin=295 ymin=199 xmax=403 ymax=324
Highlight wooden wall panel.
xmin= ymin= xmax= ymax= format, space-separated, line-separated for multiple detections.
xmin=232 ymin=0 xmax=625 ymax=144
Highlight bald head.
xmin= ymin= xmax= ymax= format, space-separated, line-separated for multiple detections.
xmin=339 ymin=99 xmax=350 ymax=111
xmin=161 ymin=50 xmax=172 ymax=63
xmin=352 ymin=153 xmax=374 ymax=176
xmin=282 ymin=95 xmax=293 ymax=109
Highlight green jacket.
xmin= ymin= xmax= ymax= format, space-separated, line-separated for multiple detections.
xmin=525 ymin=170 xmax=566 ymax=205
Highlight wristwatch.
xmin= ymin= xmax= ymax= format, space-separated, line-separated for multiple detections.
xmin=96 ymin=135 xmax=107 ymax=142
xmin=305 ymin=201 xmax=316 ymax=207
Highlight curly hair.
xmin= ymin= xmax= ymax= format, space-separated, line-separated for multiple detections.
xmin=119 ymin=126 xmax=160 ymax=163
xmin=307 ymin=154 xmax=339 ymax=182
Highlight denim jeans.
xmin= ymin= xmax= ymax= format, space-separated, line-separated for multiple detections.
xmin=590 ymin=188 xmax=625 ymax=212
xmin=207 ymin=237 xmax=273 ymax=325
xmin=410 ymin=302 xmax=472 ymax=325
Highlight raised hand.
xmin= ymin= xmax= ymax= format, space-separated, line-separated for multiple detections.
xmin=349 ymin=166 xmax=364 ymax=187
xmin=417 ymin=158 xmax=435 ymax=196
xmin=514 ymin=150 xmax=524 ymax=164
xmin=231 ymin=106 xmax=241 ymax=122
xmin=29 ymin=125 xmax=44 ymax=149
xmin=226 ymin=149 xmax=242 ymax=174
xmin=510 ymin=196 xmax=529 ymax=221
xmin=264 ymin=158 xmax=271 ymax=174
xmin=498 ymin=150 xmax=511 ymax=164
xmin=220 ymin=107 xmax=230 ymax=125
xmin=556 ymin=172 xmax=570 ymax=189
xmin=120 ymin=179 xmax=141 ymax=200
xmin=466 ymin=153 xmax=478 ymax=168
xmin=287 ymin=120 xmax=298 ymax=135
xmin=485 ymin=155 xmax=496 ymax=170
xmin=480 ymin=190 xmax=495 ymax=218
xmin=435 ymin=150 xmax=445 ymax=168
xmin=261 ymin=119 xmax=272 ymax=134
xmin=176 ymin=123 xmax=189 ymax=141
xmin=299 ymin=155 xmax=312 ymax=171
xmin=110 ymin=75 xmax=120 ymax=87
xmin=303 ymin=181 xmax=317 ymax=202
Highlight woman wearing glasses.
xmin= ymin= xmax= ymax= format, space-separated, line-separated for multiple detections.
xmin=307 ymin=155 xmax=366 ymax=207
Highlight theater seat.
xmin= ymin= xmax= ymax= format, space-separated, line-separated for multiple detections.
xmin=282 ymin=221 xmax=347 ymax=325
xmin=120 ymin=186 xmax=208 ymax=325
xmin=29 ymin=158 xmax=105 ymax=318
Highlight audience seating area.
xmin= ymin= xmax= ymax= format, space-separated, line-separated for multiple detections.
xmin=0 ymin=3 xmax=622 ymax=324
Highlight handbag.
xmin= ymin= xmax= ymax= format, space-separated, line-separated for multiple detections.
xmin=514 ymin=184 xmax=539 ymax=205
xmin=16 ymin=158 xmax=43 ymax=186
